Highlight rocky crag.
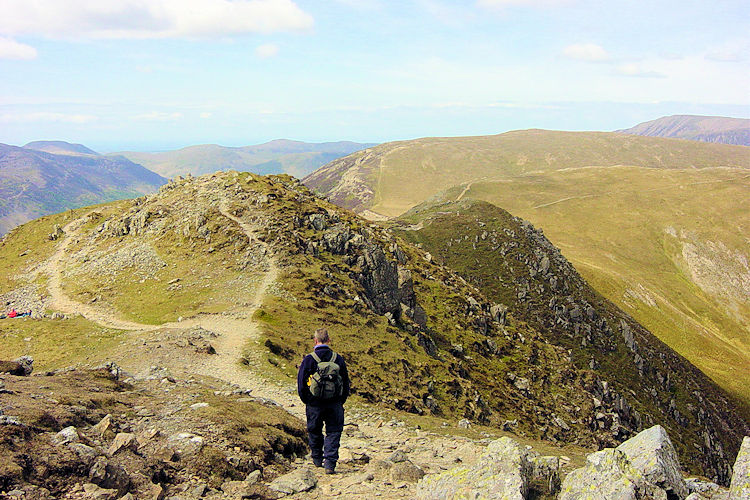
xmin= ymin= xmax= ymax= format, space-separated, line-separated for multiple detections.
xmin=0 ymin=172 xmax=747 ymax=497
xmin=394 ymin=199 xmax=750 ymax=484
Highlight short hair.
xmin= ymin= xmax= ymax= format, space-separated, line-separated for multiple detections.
xmin=314 ymin=328 xmax=330 ymax=344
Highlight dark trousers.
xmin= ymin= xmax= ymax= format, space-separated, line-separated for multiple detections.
xmin=306 ymin=404 xmax=344 ymax=465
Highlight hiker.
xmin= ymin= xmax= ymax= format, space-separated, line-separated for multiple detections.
xmin=297 ymin=328 xmax=350 ymax=474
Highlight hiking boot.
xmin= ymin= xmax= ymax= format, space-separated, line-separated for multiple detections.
xmin=325 ymin=466 xmax=336 ymax=475
xmin=312 ymin=458 xmax=323 ymax=468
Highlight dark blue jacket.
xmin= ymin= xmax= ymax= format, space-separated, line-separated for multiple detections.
xmin=297 ymin=345 xmax=350 ymax=407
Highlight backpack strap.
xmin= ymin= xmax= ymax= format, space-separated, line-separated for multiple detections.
xmin=311 ymin=352 xmax=322 ymax=363
xmin=330 ymin=352 xmax=337 ymax=364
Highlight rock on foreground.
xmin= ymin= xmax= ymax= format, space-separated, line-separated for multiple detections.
xmin=416 ymin=425 xmax=749 ymax=500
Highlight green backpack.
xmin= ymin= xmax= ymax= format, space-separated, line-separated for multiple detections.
xmin=309 ymin=351 xmax=343 ymax=401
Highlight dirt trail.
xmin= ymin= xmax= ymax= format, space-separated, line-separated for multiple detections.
xmin=40 ymin=206 xmax=301 ymax=414
xmin=454 ymin=181 xmax=475 ymax=202
xmin=43 ymin=215 xmax=151 ymax=331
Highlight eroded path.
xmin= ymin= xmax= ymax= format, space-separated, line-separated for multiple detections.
xmin=38 ymin=204 xmax=303 ymax=411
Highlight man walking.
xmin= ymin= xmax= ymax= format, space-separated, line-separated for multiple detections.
xmin=297 ymin=328 xmax=350 ymax=474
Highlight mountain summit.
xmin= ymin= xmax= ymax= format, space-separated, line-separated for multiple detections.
xmin=23 ymin=140 xmax=100 ymax=156
xmin=618 ymin=115 xmax=750 ymax=146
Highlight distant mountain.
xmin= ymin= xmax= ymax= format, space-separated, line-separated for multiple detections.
xmin=618 ymin=115 xmax=750 ymax=146
xmin=24 ymin=140 xmax=100 ymax=156
xmin=114 ymin=139 xmax=376 ymax=179
xmin=0 ymin=143 xmax=166 ymax=235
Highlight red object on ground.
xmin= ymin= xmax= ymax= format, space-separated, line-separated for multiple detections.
xmin=8 ymin=309 xmax=18 ymax=318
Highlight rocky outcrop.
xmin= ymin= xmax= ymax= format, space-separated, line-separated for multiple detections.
xmin=616 ymin=425 xmax=688 ymax=498
xmin=394 ymin=200 xmax=750 ymax=484
xmin=415 ymin=437 xmax=558 ymax=499
xmin=560 ymin=448 xmax=648 ymax=500
xmin=561 ymin=426 xmax=698 ymax=499
xmin=729 ymin=436 xmax=750 ymax=499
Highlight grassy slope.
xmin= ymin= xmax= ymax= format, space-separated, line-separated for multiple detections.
xmin=445 ymin=167 xmax=750 ymax=403
xmin=305 ymin=130 xmax=750 ymax=403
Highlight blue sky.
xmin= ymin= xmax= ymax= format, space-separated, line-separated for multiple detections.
xmin=0 ymin=0 xmax=748 ymax=151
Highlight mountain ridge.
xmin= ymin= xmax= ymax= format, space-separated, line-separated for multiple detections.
xmin=0 ymin=142 xmax=166 ymax=235
xmin=114 ymin=139 xmax=377 ymax=179
xmin=618 ymin=115 xmax=750 ymax=146
xmin=303 ymin=130 xmax=750 ymax=405
xmin=23 ymin=140 xmax=100 ymax=156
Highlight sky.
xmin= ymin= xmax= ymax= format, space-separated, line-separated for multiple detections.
xmin=0 ymin=0 xmax=748 ymax=151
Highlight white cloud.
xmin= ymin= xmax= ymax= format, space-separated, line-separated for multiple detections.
xmin=563 ymin=43 xmax=609 ymax=62
xmin=255 ymin=43 xmax=279 ymax=58
xmin=0 ymin=36 xmax=37 ymax=60
xmin=0 ymin=112 xmax=97 ymax=123
xmin=134 ymin=111 xmax=184 ymax=121
xmin=478 ymin=0 xmax=573 ymax=8
xmin=616 ymin=63 xmax=665 ymax=78
xmin=0 ymin=0 xmax=313 ymax=40
xmin=705 ymin=40 xmax=749 ymax=62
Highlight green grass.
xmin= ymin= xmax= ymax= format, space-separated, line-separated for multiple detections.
xmin=455 ymin=168 xmax=750 ymax=403
xmin=0 ymin=316 xmax=122 ymax=371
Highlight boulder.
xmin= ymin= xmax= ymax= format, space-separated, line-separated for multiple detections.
xmin=560 ymin=448 xmax=653 ymax=500
xmin=167 ymin=432 xmax=204 ymax=457
xmin=108 ymin=432 xmax=137 ymax=456
xmin=88 ymin=456 xmax=130 ymax=494
xmin=390 ymin=460 xmax=425 ymax=483
xmin=616 ymin=425 xmax=688 ymax=499
xmin=82 ymin=483 xmax=119 ymax=500
xmin=416 ymin=437 xmax=532 ymax=499
xmin=221 ymin=479 xmax=257 ymax=497
xmin=91 ymin=414 xmax=113 ymax=438
xmin=53 ymin=426 xmax=80 ymax=445
xmin=69 ymin=443 xmax=99 ymax=465
xmin=729 ymin=436 xmax=750 ymax=499
xmin=267 ymin=467 xmax=317 ymax=496
xmin=13 ymin=356 xmax=33 ymax=376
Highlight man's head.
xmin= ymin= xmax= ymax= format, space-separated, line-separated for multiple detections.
xmin=314 ymin=328 xmax=330 ymax=346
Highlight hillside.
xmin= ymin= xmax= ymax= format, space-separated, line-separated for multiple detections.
xmin=115 ymin=139 xmax=376 ymax=179
xmin=619 ymin=115 xmax=750 ymax=146
xmin=0 ymin=171 xmax=747 ymax=491
xmin=24 ymin=140 xmax=100 ymax=156
xmin=0 ymin=143 xmax=167 ymax=236
xmin=303 ymin=130 xmax=750 ymax=404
